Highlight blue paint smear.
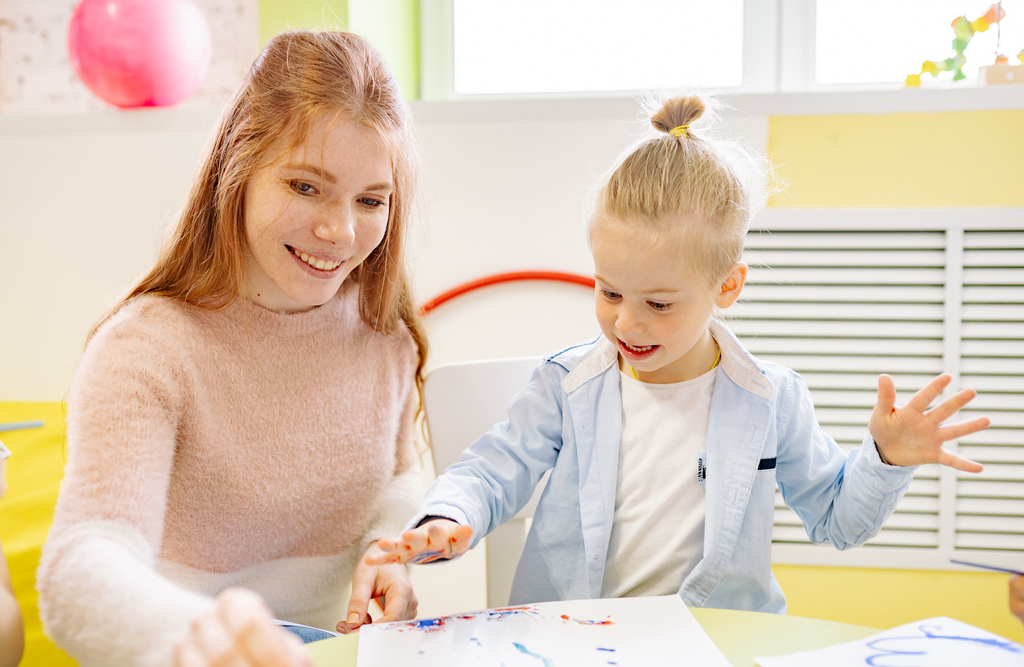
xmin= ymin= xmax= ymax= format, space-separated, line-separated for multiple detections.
xmin=864 ymin=624 xmax=1022 ymax=666
xmin=410 ymin=550 xmax=444 ymax=564
xmin=596 ymin=648 xmax=616 ymax=652
xmin=514 ymin=642 xmax=555 ymax=667
xmin=409 ymin=617 xmax=445 ymax=629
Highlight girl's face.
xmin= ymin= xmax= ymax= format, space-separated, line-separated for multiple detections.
xmin=591 ymin=219 xmax=746 ymax=384
xmin=241 ymin=114 xmax=393 ymax=313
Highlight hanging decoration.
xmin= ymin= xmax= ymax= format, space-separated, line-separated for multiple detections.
xmin=906 ymin=3 xmax=1007 ymax=86
xmin=67 ymin=0 xmax=212 ymax=108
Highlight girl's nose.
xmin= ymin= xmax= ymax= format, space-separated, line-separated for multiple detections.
xmin=616 ymin=305 xmax=643 ymax=334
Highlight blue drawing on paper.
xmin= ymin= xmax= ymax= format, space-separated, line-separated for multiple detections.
xmin=864 ymin=623 xmax=1023 ymax=666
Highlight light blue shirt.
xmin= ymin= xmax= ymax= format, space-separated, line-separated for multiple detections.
xmin=411 ymin=321 xmax=916 ymax=613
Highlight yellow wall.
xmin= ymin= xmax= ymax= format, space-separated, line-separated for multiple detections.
xmin=768 ymin=107 xmax=1024 ymax=642
xmin=769 ymin=110 xmax=1024 ymax=207
xmin=0 ymin=403 xmax=75 ymax=666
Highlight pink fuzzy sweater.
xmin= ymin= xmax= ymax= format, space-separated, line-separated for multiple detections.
xmin=38 ymin=281 xmax=422 ymax=667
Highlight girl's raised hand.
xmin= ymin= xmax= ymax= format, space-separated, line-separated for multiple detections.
xmin=365 ymin=519 xmax=473 ymax=566
xmin=870 ymin=373 xmax=989 ymax=472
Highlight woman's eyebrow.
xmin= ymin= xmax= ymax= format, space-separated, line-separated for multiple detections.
xmin=283 ymin=162 xmax=337 ymax=184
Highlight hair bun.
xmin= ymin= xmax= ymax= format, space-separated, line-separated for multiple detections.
xmin=650 ymin=96 xmax=706 ymax=135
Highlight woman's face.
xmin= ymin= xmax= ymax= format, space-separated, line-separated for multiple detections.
xmin=241 ymin=114 xmax=393 ymax=313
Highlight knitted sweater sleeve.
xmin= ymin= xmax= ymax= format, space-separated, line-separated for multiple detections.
xmin=37 ymin=309 xmax=216 ymax=667
xmin=358 ymin=341 xmax=424 ymax=556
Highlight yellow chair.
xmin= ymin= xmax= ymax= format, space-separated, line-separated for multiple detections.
xmin=0 ymin=403 xmax=77 ymax=667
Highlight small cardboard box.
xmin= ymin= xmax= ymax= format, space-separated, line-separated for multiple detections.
xmin=978 ymin=63 xmax=1024 ymax=85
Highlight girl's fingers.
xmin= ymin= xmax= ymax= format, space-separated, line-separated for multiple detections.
xmin=874 ymin=374 xmax=897 ymax=415
xmin=936 ymin=448 xmax=983 ymax=473
xmin=938 ymin=417 xmax=991 ymax=441
xmin=906 ymin=374 xmax=951 ymax=413
xmin=927 ymin=388 xmax=978 ymax=423
xmin=451 ymin=525 xmax=474 ymax=556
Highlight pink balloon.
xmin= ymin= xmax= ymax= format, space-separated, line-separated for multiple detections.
xmin=68 ymin=0 xmax=212 ymax=108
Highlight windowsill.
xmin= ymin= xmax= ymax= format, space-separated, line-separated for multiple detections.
xmin=410 ymin=85 xmax=1024 ymax=123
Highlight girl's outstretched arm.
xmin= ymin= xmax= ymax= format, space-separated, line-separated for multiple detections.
xmin=367 ymin=519 xmax=474 ymax=566
xmin=870 ymin=373 xmax=989 ymax=471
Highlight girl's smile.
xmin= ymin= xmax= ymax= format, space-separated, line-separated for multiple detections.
xmin=591 ymin=218 xmax=746 ymax=384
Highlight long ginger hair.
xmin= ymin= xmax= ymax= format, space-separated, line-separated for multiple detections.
xmin=90 ymin=30 xmax=428 ymax=386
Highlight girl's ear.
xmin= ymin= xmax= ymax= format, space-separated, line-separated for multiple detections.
xmin=716 ymin=262 xmax=747 ymax=309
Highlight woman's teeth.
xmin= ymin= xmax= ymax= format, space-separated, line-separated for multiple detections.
xmin=293 ymin=249 xmax=340 ymax=271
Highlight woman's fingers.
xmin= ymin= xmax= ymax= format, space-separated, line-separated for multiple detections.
xmin=341 ymin=562 xmax=376 ymax=633
xmin=376 ymin=570 xmax=418 ymax=624
xmin=220 ymin=589 xmax=305 ymax=667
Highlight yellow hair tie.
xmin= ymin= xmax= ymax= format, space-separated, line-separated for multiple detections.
xmin=669 ymin=124 xmax=690 ymax=138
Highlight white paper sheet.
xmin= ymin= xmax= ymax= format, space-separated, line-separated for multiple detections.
xmin=755 ymin=616 xmax=1024 ymax=667
xmin=357 ymin=595 xmax=731 ymax=666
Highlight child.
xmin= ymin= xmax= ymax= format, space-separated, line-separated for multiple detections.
xmin=371 ymin=95 xmax=990 ymax=613
xmin=0 ymin=439 xmax=25 ymax=667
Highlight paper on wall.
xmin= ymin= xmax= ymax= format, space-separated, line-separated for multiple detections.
xmin=755 ymin=616 xmax=1023 ymax=667
xmin=357 ymin=594 xmax=731 ymax=666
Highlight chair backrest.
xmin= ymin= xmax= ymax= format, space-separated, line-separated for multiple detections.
xmin=423 ymin=356 xmax=546 ymax=518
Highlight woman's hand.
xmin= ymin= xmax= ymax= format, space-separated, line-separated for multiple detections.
xmin=870 ymin=373 xmax=989 ymax=471
xmin=366 ymin=519 xmax=474 ymax=566
xmin=174 ymin=588 xmax=310 ymax=667
xmin=337 ymin=542 xmax=419 ymax=634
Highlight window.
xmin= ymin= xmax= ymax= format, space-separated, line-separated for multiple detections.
xmin=421 ymin=0 xmax=1024 ymax=98
xmin=737 ymin=209 xmax=1024 ymax=570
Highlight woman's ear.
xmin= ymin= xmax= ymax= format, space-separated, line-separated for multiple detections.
xmin=716 ymin=262 xmax=747 ymax=309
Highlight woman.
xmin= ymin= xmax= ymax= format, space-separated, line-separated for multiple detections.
xmin=38 ymin=31 xmax=427 ymax=667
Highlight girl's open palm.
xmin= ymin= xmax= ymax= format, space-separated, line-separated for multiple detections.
xmin=366 ymin=519 xmax=474 ymax=566
xmin=870 ymin=373 xmax=989 ymax=472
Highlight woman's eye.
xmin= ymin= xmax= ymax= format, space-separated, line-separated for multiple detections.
xmin=648 ymin=301 xmax=671 ymax=311
xmin=360 ymin=197 xmax=387 ymax=209
xmin=290 ymin=180 xmax=317 ymax=195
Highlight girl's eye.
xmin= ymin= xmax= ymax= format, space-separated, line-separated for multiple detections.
xmin=648 ymin=301 xmax=671 ymax=311
xmin=600 ymin=290 xmax=621 ymax=300
xmin=290 ymin=180 xmax=318 ymax=195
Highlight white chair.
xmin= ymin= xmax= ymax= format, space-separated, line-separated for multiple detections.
xmin=423 ymin=356 xmax=549 ymax=608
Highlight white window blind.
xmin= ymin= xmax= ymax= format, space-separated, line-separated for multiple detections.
xmin=735 ymin=209 xmax=1024 ymax=570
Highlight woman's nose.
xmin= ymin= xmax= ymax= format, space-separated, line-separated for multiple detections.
xmin=315 ymin=205 xmax=356 ymax=246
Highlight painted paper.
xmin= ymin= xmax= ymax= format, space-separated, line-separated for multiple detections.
xmin=357 ymin=595 xmax=731 ymax=666
xmin=755 ymin=616 xmax=1024 ymax=667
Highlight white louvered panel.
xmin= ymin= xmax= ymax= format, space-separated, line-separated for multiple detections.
xmin=961 ymin=304 xmax=1024 ymax=320
xmin=754 ymin=356 xmax=944 ymax=374
xmin=958 ymin=497 xmax=1024 ymax=515
xmin=962 ymin=340 xmax=1024 ymax=357
xmin=746 ymin=231 xmax=945 ymax=250
xmin=731 ymin=302 xmax=944 ymax=320
xmin=962 ymin=286 xmax=1024 ymax=302
xmin=961 ymin=357 xmax=1024 ymax=375
xmin=960 ymin=394 xmax=1024 ymax=411
xmin=739 ymin=285 xmax=945 ymax=303
xmin=727 ymin=320 xmax=941 ymax=339
xmin=958 ymin=480 xmax=1024 ymax=498
xmin=961 ymin=375 xmax=1024 ymax=393
xmin=955 ymin=515 xmax=1024 ymax=533
xmin=746 ymin=230 xmax=948 ymax=556
xmin=745 ymin=249 xmax=945 ymax=267
xmin=962 ymin=249 xmax=1024 ymax=265
xmin=960 ymin=446 xmax=1024 ymax=462
xmin=745 ymin=267 xmax=946 ymax=285
xmin=797 ymin=372 xmax=938 ymax=390
xmin=864 ymin=529 xmax=939 ymax=548
xmin=964 ymin=232 xmax=1024 ymax=249
xmin=956 ymin=533 xmax=1024 ymax=550
xmin=962 ymin=322 xmax=1024 ymax=338
xmin=962 ymin=268 xmax=1024 ymax=285
xmin=743 ymin=338 xmax=943 ymax=357
xmin=964 ymin=464 xmax=1024 ymax=482
xmin=964 ymin=413 xmax=1024 ymax=431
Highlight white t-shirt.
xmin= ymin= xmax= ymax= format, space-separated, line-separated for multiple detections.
xmin=600 ymin=366 xmax=717 ymax=598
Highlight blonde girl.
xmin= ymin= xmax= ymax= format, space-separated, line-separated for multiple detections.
xmin=373 ymin=95 xmax=989 ymax=612
xmin=38 ymin=31 xmax=427 ymax=667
